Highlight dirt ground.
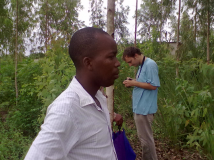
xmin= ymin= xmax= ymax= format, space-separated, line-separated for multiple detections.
xmin=125 ymin=119 xmax=208 ymax=160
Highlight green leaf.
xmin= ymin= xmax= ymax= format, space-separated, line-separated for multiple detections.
xmin=185 ymin=120 xmax=190 ymax=127
xmin=203 ymin=108 xmax=207 ymax=117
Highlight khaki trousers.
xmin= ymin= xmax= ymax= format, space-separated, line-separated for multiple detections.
xmin=134 ymin=114 xmax=158 ymax=160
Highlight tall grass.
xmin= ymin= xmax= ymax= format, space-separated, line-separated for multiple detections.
xmin=155 ymin=58 xmax=214 ymax=158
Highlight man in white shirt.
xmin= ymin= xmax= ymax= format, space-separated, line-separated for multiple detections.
xmin=25 ymin=27 xmax=122 ymax=160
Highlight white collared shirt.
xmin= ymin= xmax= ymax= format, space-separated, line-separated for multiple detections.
xmin=25 ymin=77 xmax=117 ymax=160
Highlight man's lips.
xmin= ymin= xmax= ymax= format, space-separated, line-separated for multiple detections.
xmin=114 ymin=74 xmax=119 ymax=78
xmin=114 ymin=71 xmax=119 ymax=78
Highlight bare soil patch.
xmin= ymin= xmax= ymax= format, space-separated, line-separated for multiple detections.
xmin=125 ymin=119 xmax=208 ymax=160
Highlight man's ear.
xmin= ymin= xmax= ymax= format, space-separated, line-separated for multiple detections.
xmin=134 ymin=53 xmax=139 ymax=59
xmin=83 ymin=57 xmax=93 ymax=71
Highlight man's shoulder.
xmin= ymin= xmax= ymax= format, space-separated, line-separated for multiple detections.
xmin=145 ymin=58 xmax=158 ymax=68
xmin=47 ymin=88 xmax=80 ymax=116
xmin=146 ymin=58 xmax=157 ymax=64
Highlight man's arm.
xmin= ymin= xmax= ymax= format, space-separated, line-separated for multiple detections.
xmin=24 ymin=111 xmax=79 ymax=160
xmin=123 ymin=79 xmax=157 ymax=90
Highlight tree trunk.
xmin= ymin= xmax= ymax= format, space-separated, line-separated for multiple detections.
xmin=106 ymin=0 xmax=115 ymax=127
xmin=194 ymin=5 xmax=197 ymax=43
xmin=160 ymin=0 xmax=163 ymax=43
xmin=96 ymin=0 xmax=98 ymax=26
xmin=134 ymin=0 xmax=138 ymax=47
xmin=15 ymin=0 xmax=18 ymax=106
xmin=45 ymin=0 xmax=48 ymax=52
xmin=207 ymin=1 xmax=210 ymax=65
xmin=176 ymin=0 xmax=181 ymax=77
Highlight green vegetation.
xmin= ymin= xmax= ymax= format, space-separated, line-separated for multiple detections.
xmin=1 ymin=0 xmax=214 ymax=159
xmin=1 ymin=40 xmax=214 ymax=159
xmin=0 ymin=42 xmax=75 ymax=159
xmin=114 ymin=42 xmax=214 ymax=159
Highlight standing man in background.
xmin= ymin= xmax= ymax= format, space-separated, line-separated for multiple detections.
xmin=122 ymin=46 xmax=160 ymax=160
xmin=25 ymin=27 xmax=122 ymax=160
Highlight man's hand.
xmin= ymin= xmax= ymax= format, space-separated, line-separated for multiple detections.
xmin=123 ymin=77 xmax=136 ymax=87
xmin=123 ymin=77 xmax=157 ymax=90
xmin=113 ymin=113 xmax=123 ymax=127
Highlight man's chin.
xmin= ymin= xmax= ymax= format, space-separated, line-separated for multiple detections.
xmin=103 ymin=84 xmax=113 ymax=88
xmin=102 ymin=81 xmax=115 ymax=87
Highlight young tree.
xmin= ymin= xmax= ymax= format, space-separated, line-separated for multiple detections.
xmin=176 ymin=0 xmax=181 ymax=77
xmin=15 ymin=0 xmax=18 ymax=105
xmin=89 ymin=0 xmax=105 ymax=28
xmin=114 ymin=0 xmax=130 ymax=42
xmin=138 ymin=0 xmax=176 ymax=41
xmin=45 ymin=0 xmax=48 ymax=52
xmin=197 ymin=0 xmax=214 ymax=64
xmin=182 ymin=0 xmax=199 ymax=60
xmin=10 ymin=0 xmax=35 ymax=105
xmin=179 ymin=11 xmax=195 ymax=60
xmin=134 ymin=0 xmax=138 ymax=47
xmin=0 ymin=0 xmax=13 ymax=55
xmin=185 ymin=0 xmax=214 ymax=63
xmin=186 ymin=0 xmax=199 ymax=42
xmin=138 ymin=0 xmax=160 ymax=40
xmin=106 ymin=0 xmax=115 ymax=125
xmin=206 ymin=0 xmax=210 ymax=64
xmin=37 ymin=0 xmax=84 ymax=52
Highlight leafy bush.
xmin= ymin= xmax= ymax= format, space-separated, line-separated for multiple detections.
xmin=0 ymin=121 xmax=32 ymax=160
xmin=6 ymin=58 xmax=43 ymax=136
xmin=0 ymin=55 xmax=16 ymax=109
xmin=34 ymin=39 xmax=76 ymax=124
xmin=155 ymin=57 xmax=214 ymax=157
xmin=114 ymin=50 xmax=135 ymax=118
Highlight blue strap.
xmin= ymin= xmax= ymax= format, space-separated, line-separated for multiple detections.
xmin=137 ymin=56 xmax=146 ymax=79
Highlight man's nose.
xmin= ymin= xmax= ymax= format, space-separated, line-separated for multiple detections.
xmin=115 ymin=59 xmax=120 ymax=67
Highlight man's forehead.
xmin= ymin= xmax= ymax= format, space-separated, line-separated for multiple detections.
xmin=124 ymin=56 xmax=132 ymax=62
xmin=96 ymin=34 xmax=117 ymax=49
xmin=96 ymin=33 xmax=114 ymax=42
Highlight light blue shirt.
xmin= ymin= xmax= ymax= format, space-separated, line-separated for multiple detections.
xmin=132 ymin=58 xmax=160 ymax=115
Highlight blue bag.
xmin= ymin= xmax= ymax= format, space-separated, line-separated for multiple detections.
xmin=112 ymin=129 xmax=136 ymax=160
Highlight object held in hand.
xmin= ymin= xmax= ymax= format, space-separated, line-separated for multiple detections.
xmin=113 ymin=129 xmax=136 ymax=160
xmin=124 ymin=78 xmax=133 ymax=81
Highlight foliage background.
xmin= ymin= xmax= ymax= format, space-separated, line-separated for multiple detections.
xmin=1 ymin=0 xmax=214 ymax=159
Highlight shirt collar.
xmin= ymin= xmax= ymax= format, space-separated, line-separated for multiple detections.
xmin=69 ymin=76 xmax=106 ymax=108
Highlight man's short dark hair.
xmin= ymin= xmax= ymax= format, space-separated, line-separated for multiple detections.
xmin=122 ymin=47 xmax=142 ymax=60
xmin=69 ymin=27 xmax=108 ymax=68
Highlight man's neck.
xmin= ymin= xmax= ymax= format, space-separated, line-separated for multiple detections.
xmin=138 ymin=54 xmax=145 ymax=66
xmin=76 ymin=75 xmax=102 ymax=108
xmin=76 ymin=73 xmax=99 ymax=99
